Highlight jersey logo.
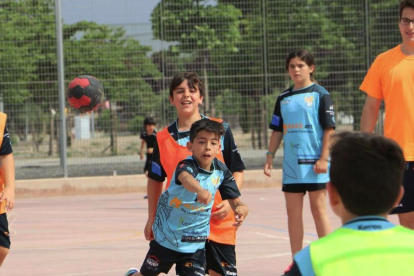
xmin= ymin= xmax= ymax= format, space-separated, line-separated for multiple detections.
xmin=211 ymin=176 xmax=220 ymax=185
xmin=170 ymin=197 xmax=182 ymax=208
xmin=304 ymin=96 xmax=314 ymax=107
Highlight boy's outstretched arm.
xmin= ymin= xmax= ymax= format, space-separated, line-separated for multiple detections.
xmin=178 ymin=171 xmax=212 ymax=205
xmin=0 ymin=153 xmax=15 ymax=211
xmin=228 ymin=198 xmax=248 ymax=228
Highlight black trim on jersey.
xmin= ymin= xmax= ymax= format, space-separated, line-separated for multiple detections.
xmin=269 ymin=88 xmax=288 ymax=132
xmin=216 ymin=158 xmax=241 ymax=200
xmin=148 ymin=140 xmax=166 ymax=182
xmin=175 ymin=158 xmax=201 ymax=185
xmin=0 ymin=126 xmax=12 ymax=156
xmin=318 ymin=94 xmax=335 ymax=129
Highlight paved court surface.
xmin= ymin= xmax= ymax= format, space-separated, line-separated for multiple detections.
xmin=2 ymin=188 xmax=399 ymax=275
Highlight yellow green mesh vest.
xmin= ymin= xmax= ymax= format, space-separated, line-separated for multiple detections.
xmin=310 ymin=225 xmax=414 ymax=276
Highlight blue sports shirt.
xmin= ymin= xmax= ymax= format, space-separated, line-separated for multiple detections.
xmin=269 ymin=83 xmax=335 ymax=184
xmin=152 ymin=156 xmax=241 ymax=253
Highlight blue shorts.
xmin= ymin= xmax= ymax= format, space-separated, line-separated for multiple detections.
xmin=390 ymin=161 xmax=414 ymax=214
xmin=282 ymin=183 xmax=326 ymax=194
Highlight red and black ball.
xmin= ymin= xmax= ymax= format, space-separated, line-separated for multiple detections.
xmin=66 ymin=75 xmax=104 ymax=113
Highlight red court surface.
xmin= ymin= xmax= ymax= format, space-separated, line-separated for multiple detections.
xmin=2 ymin=187 xmax=399 ymax=275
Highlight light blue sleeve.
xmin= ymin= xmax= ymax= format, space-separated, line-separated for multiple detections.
xmin=294 ymin=246 xmax=316 ymax=276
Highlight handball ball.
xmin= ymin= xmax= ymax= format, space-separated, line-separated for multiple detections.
xmin=66 ymin=75 xmax=104 ymax=113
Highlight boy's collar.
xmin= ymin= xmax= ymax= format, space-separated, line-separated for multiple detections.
xmin=343 ymin=215 xmax=388 ymax=226
xmin=191 ymin=156 xmax=214 ymax=173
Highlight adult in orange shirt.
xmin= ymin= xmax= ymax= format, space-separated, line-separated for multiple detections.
xmin=360 ymin=0 xmax=414 ymax=229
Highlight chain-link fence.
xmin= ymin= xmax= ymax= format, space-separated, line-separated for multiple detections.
xmin=0 ymin=0 xmax=399 ymax=178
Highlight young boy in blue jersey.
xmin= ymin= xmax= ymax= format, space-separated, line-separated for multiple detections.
xmin=288 ymin=132 xmax=414 ymax=276
xmin=126 ymin=119 xmax=249 ymax=276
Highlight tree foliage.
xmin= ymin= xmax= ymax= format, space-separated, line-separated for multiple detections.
xmin=0 ymin=0 xmax=162 ymax=141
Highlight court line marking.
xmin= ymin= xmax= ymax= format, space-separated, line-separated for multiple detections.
xmin=238 ymin=252 xmax=291 ymax=261
xmin=253 ymin=231 xmax=312 ymax=244
xmin=245 ymin=223 xmax=318 ymax=237
xmin=43 ymin=268 xmax=127 ymax=276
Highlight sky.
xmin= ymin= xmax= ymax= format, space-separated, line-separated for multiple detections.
xmin=61 ymin=0 xmax=161 ymax=51
xmin=61 ymin=0 xmax=158 ymax=25
xmin=60 ymin=0 xmax=218 ymax=53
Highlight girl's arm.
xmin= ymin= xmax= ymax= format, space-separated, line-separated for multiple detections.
xmin=314 ymin=127 xmax=335 ymax=174
xmin=264 ymin=131 xmax=283 ymax=177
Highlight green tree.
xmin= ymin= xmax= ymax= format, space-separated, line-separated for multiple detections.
xmin=151 ymin=0 xmax=242 ymax=116
xmin=0 ymin=0 xmax=56 ymax=142
xmin=0 ymin=0 xmax=163 ymax=158
xmin=64 ymin=21 xmax=162 ymax=121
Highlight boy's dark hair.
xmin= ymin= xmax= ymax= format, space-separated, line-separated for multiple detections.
xmin=169 ymin=72 xmax=205 ymax=98
xmin=285 ymin=49 xmax=316 ymax=82
xmin=189 ymin=119 xmax=225 ymax=142
xmin=144 ymin=116 xmax=156 ymax=126
xmin=400 ymin=0 xmax=414 ymax=18
xmin=330 ymin=132 xmax=405 ymax=216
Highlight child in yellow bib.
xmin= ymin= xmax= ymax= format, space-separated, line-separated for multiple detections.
xmin=288 ymin=132 xmax=414 ymax=276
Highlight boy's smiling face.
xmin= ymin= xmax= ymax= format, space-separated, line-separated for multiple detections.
xmin=169 ymin=79 xmax=203 ymax=116
xmin=187 ymin=130 xmax=221 ymax=170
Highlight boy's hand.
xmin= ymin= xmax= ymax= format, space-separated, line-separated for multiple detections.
xmin=0 ymin=187 xmax=15 ymax=211
xmin=144 ymin=218 xmax=154 ymax=241
xmin=211 ymin=200 xmax=231 ymax=220
xmin=197 ymin=189 xmax=212 ymax=205
xmin=314 ymin=159 xmax=328 ymax=174
xmin=233 ymin=205 xmax=249 ymax=230
xmin=140 ymin=153 xmax=144 ymax=160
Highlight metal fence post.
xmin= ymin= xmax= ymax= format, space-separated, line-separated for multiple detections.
xmin=55 ymin=0 xmax=68 ymax=178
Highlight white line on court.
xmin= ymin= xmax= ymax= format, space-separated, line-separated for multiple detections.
xmin=238 ymin=252 xmax=291 ymax=261
xmin=47 ymin=268 xmax=127 ymax=276
xmin=253 ymin=232 xmax=312 ymax=244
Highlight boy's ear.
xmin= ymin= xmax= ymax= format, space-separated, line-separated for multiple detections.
xmin=186 ymin=141 xmax=193 ymax=152
xmin=394 ymin=186 xmax=404 ymax=208
xmin=169 ymin=95 xmax=174 ymax=105
xmin=327 ymin=182 xmax=341 ymax=209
